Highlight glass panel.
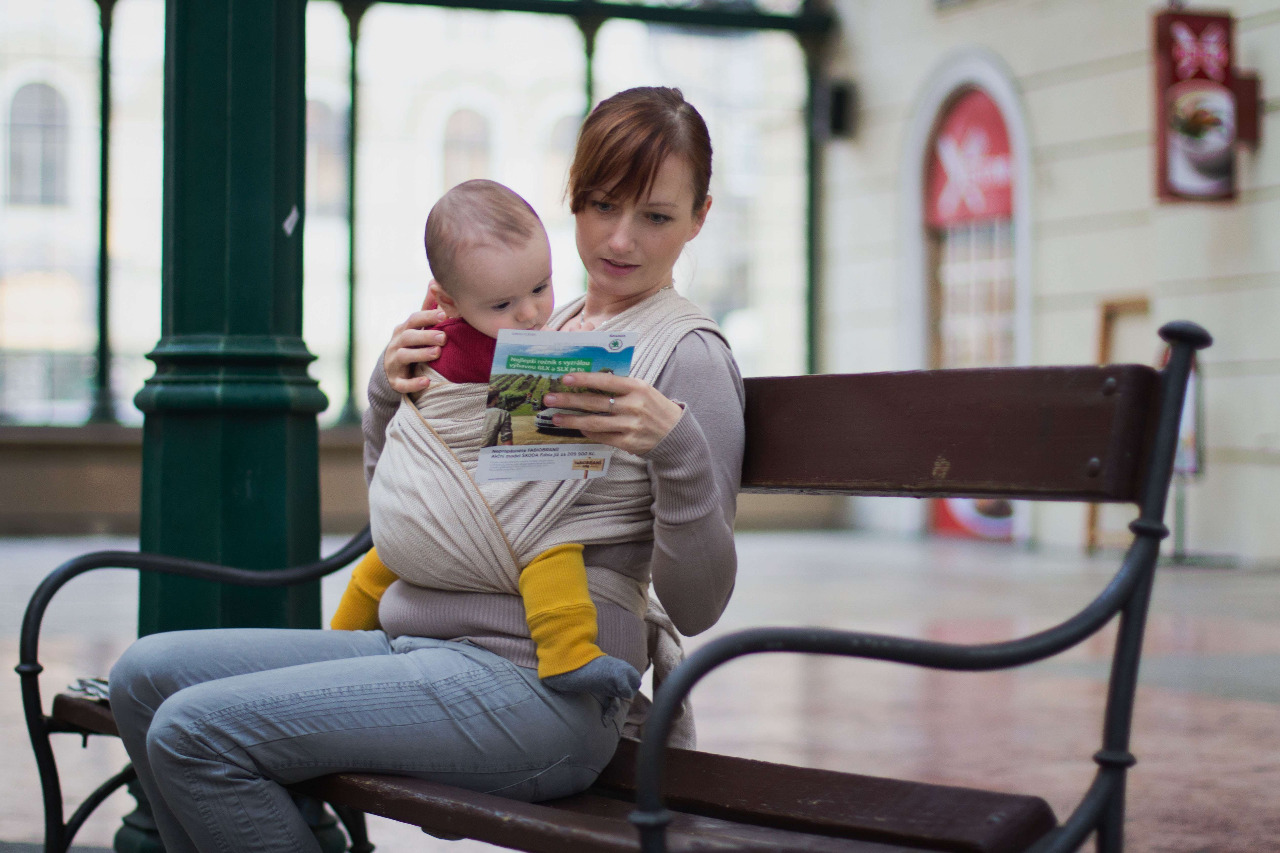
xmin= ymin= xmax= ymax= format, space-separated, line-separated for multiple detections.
xmin=307 ymin=100 xmax=349 ymax=218
xmin=933 ymin=220 xmax=1015 ymax=370
xmin=306 ymin=4 xmax=588 ymax=423
xmin=0 ymin=271 xmax=93 ymax=422
xmin=929 ymin=218 xmax=1017 ymax=541
xmin=541 ymin=112 xmax=580 ymax=229
xmin=0 ymin=0 xmax=110 ymax=424
xmin=303 ymin=0 xmax=354 ymax=424
xmin=108 ymin=0 xmax=165 ymax=425
xmin=442 ymin=109 xmax=492 ymax=190
xmin=594 ymin=22 xmax=808 ymax=377
xmin=1 ymin=0 xmax=811 ymax=423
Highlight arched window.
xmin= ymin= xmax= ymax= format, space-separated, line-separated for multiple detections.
xmin=442 ymin=109 xmax=490 ymax=190
xmin=8 ymin=83 xmax=70 ymax=206
xmin=306 ymin=99 xmax=348 ymax=217
xmin=925 ymin=88 xmax=1015 ymax=372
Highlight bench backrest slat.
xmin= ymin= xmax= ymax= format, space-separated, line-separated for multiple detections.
xmin=742 ymin=364 xmax=1159 ymax=502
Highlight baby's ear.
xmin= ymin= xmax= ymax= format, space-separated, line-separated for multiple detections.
xmin=421 ymin=283 xmax=440 ymax=311
xmin=427 ymin=280 xmax=458 ymax=317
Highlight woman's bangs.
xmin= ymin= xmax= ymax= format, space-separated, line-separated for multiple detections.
xmin=575 ymin=124 xmax=670 ymax=210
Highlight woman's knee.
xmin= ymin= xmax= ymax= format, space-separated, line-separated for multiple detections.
xmin=144 ymin=690 xmax=228 ymax=776
xmin=109 ymin=632 xmax=188 ymax=728
xmin=144 ymin=697 xmax=186 ymax=772
xmin=110 ymin=631 xmax=169 ymax=683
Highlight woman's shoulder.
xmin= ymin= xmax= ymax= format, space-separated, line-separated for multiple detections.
xmin=668 ymin=328 xmax=739 ymax=370
xmin=655 ymin=329 xmax=745 ymax=407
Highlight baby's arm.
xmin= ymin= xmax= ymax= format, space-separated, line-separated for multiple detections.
xmin=330 ymin=547 xmax=398 ymax=630
xmin=520 ymin=543 xmax=640 ymax=701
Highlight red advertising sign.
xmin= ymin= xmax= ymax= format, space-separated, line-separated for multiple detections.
xmin=932 ymin=498 xmax=1014 ymax=542
xmin=1155 ymin=10 xmax=1237 ymax=201
xmin=925 ymin=89 xmax=1013 ymax=227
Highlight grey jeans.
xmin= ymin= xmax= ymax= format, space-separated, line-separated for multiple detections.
xmin=108 ymin=628 xmax=627 ymax=853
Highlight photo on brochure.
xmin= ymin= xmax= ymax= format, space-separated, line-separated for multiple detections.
xmin=475 ymin=329 xmax=637 ymax=483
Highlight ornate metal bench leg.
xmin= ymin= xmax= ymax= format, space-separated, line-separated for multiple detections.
xmin=294 ymin=794 xmax=350 ymax=853
xmin=332 ymin=803 xmax=375 ymax=853
xmin=1096 ymin=781 xmax=1126 ymax=853
xmin=113 ymin=778 xmax=163 ymax=853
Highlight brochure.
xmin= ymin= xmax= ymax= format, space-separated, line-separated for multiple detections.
xmin=474 ymin=329 xmax=638 ymax=483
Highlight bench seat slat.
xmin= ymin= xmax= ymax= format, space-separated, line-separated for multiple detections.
xmin=295 ymin=773 xmax=922 ymax=853
xmin=52 ymin=695 xmax=1054 ymax=853
xmin=596 ymin=740 xmax=1055 ymax=853
xmin=741 ymin=366 xmax=1158 ymax=502
xmin=51 ymin=694 xmax=118 ymax=737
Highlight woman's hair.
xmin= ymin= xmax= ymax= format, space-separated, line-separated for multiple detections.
xmin=567 ymin=87 xmax=712 ymax=216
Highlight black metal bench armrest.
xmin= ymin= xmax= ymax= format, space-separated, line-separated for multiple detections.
xmin=17 ymin=532 xmax=373 ymax=754
xmin=19 ymin=526 xmax=372 ymax=674
xmin=18 ymin=526 xmax=372 ymax=853
xmin=629 ymin=321 xmax=1212 ymax=853
xmin=629 ymin=615 xmax=1140 ymax=853
xmin=627 ymin=525 xmax=1163 ymax=813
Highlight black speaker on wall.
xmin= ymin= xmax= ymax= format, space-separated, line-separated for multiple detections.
xmin=827 ymin=81 xmax=857 ymax=139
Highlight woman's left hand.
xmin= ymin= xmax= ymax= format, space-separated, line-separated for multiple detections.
xmin=543 ymin=373 xmax=683 ymax=457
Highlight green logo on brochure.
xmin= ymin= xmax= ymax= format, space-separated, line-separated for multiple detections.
xmin=608 ymin=338 xmax=623 ymax=351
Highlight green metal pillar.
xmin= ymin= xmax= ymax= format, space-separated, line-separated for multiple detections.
xmin=337 ymin=1 xmax=372 ymax=425
xmin=89 ymin=0 xmax=117 ymax=424
xmin=798 ymin=6 xmax=830 ymax=377
xmin=134 ymin=0 xmax=326 ymax=635
xmin=576 ymin=13 xmax=601 ymax=111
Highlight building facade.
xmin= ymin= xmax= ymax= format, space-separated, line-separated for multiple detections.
xmin=2 ymin=0 xmax=1277 ymax=563
xmin=823 ymin=0 xmax=1279 ymax=563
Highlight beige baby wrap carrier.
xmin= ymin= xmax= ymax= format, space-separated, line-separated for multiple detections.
xmin=367 ymin=288 xmax=723 ymax=746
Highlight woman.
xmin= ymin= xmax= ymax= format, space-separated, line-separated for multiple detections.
xmin=109 ymin=86 xmax=744 ymax=853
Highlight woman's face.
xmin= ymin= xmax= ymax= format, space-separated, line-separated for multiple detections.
xmin=575 ymin=155 xmax=710 ymax=305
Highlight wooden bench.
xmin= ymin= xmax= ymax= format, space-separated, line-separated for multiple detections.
xmin=18 ymin=320 xmax=1211 ymax=853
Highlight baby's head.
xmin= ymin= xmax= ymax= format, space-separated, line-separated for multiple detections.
xmin=424 ymin=180 xmax=553 ymax=339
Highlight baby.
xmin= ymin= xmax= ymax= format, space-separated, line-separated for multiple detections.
xmin=331 ymin=179 xmax=640 ymax=702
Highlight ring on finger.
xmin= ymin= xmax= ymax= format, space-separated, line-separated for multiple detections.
xmin=608 ymin=397 xmax=616 ymax=413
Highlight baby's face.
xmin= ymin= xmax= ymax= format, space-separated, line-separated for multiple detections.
xmin=444 ymin=234 xmax=554 ymax=339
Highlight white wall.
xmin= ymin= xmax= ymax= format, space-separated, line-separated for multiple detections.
xmin=823 ymin=0 xmax=1280 ymax=563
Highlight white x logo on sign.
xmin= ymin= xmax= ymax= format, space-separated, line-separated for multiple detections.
xmin=936 ymin=129 xmax=991 ymax=219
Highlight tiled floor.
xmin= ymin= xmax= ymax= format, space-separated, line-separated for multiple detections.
xmin=3 ymin=531 xmax=1278 ymax=852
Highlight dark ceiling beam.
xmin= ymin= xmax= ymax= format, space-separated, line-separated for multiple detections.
xmin=371 ymin=0 xmax=834 ymax=33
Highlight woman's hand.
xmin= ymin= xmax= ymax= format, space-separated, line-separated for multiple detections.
xmin=543 ymin=373 xmax=684 ymax=457
xmin=383 ymin=307 xmax=449 ymax=393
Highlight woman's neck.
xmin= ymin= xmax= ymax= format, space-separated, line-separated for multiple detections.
xmin=576 ymin=281 xmax=671 ymax=330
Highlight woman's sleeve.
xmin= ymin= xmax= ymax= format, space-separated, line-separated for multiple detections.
xmin=644 ymin=330 xmax=746 ymax=636
xmin=361 ymin=350 xmax=401 ymax=485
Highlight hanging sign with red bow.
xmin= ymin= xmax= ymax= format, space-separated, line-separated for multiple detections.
xmin=1172 ymin=17 xmax=1229 ymax=81
xmin=1154 ymin=9 xmax=1261 ymax=202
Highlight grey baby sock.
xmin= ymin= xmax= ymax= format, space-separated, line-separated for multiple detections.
xmin=544 ymin=655 xmax=641 ymax=700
